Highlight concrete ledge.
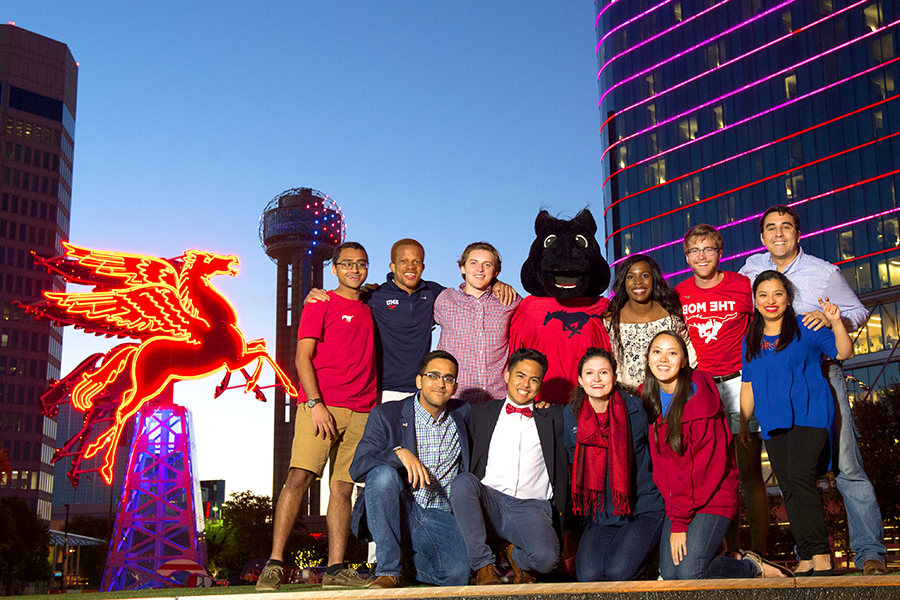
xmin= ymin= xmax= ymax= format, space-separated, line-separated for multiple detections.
xmin=133 ymin=575 xmax=900 ymax=600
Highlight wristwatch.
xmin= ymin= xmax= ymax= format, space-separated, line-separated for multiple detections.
xmin=306 ymin=397 xmax=323 ymax=409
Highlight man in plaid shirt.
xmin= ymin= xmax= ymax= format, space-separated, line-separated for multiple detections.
xmin=434 ymin=242 xmax=521 ymax=403
xmin=349 ymin=350 xmax=471 ymax=589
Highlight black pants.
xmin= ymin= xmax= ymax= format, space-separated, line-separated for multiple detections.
xmin=765 ymin=426 xmax=831 ymax=559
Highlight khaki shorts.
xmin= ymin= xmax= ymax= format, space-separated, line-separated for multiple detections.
xmin=290 ymin=404 xmax=369 ymax=483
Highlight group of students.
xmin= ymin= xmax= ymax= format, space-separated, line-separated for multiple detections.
xmin=255 ymin=203 xmax=887 ymax=592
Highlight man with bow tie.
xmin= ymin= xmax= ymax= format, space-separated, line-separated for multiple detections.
xmin=450 ymin=348 xmax=567 ymax=585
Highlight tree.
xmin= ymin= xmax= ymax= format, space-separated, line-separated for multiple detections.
xmin=852 ymin=386 xmax=900 ymax=527
xmin=66 ymin=516 xmax=110 ymax=588
xmin=0 ymin=497 xmax=52 ymax=595
xmin=205 ymin=491 xmax=276 ymax=579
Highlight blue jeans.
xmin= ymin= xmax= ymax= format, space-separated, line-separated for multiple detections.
xmin=827 ymin=364 xmax=886 ymax=568
xmin=363 ymin=466 xmax=469 ymax=586
xmin=449 ymin=472 xmax=559 ymax=573
xmin=660 ymin=514 xmax=756 ymax=580
xmin=576 ymin=511 xmax=664 ymax=582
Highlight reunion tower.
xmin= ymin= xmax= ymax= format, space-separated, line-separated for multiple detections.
xmin=259 ymin=188 xmax=345 ymax=510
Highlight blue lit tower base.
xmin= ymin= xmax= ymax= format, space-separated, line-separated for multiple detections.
xmin=101 ymin=386 xmax=206 ymax=591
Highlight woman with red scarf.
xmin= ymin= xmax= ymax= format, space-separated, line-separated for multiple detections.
xmin=564 ymin=347 xmax=664 ymax=581
xmin=642 ymin=331 xmax=790 ymax=579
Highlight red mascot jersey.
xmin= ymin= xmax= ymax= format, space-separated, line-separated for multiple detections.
xmin=509 ymin=295 xmax=612 ymax=405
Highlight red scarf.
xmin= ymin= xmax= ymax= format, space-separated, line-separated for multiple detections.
xmin=571 ymin=391 xmax=632 ymax=519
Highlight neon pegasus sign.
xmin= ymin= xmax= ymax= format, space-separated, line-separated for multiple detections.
xmin=18 ymin=242 xmax=297 ymax=485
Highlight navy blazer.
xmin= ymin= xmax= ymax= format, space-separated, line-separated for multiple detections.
xmin=349 ymin=394 xmax=470 ymax=541
xmin=467 ymin=399 xmax=568 ymax=521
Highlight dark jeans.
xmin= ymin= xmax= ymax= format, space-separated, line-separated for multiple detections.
xmin=660 ymin=514 xmax=757 ymax=579
xmin=449 ymin=472 xmax=559 ymax=573
xmin=827 ymin=363 xmax=887 ymax=567
xmin=364 ymin=466 xmax=469 ymax=586
xmin=765 ymin=425 xmax=831 ymax=560
xmin=576 ymin=510 xmax=664 ymax=581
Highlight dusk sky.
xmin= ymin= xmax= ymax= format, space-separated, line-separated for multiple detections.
xmin=4 ymin=2 xmax=604 ymax=497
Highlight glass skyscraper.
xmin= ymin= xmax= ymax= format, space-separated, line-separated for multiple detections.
xmin=0 ymin=24 xmax=77 ymax=520
xmin=595 ymin=0 xmax=899 ymax=393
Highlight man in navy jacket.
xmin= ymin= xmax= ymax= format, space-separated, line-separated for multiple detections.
xmin=349 ymin=350 xmax=470 ymax=588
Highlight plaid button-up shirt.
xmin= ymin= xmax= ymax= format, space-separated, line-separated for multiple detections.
xmin=434 ymin=284 xmax=521 ymax=403
xmin=412 ymin=396 xmax=461 ymax=511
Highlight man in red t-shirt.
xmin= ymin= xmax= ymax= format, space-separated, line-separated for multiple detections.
xmin=257 ymin=242 xmax=377 ymax=591
xmin=675 ymin=224 xmax=769 ymax=557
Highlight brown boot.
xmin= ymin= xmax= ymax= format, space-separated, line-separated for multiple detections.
xmin=476 ymin=563 xmax=502 ymax=585
xmin=504 ymin=543 xmax=537 ymax=584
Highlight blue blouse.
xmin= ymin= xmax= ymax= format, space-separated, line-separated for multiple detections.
xmin=741 ymin=315 xmax=838 ymax=441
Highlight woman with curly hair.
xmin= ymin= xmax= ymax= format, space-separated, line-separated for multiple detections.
xmin=563 ymin=347 xmax=664 ymax=581
xmin=604 ymin=254 xmax=697 ymax=394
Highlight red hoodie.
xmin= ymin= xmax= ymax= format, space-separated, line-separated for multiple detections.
xmin=646 ymin=371 xmax=738 ymax=533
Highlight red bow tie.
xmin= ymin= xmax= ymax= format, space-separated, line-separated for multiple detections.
xmin=506 ymin=403 xmax=532 ymax=418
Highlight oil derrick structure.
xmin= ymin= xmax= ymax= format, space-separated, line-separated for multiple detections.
xmin=258 ymin=188 xmax=345 ymax=510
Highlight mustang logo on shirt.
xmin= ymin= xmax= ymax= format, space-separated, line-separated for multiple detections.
xmin=386 ymin=299 xmax=399 ymax=311
xmin=342 ymin=315 xmax=354 ymax=322
xmin=543 ymin=310 xmax=604 ymax=338
xmin=690 ymin=312 xmax=742 ymax=344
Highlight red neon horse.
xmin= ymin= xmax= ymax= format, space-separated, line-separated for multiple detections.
xmin=19 ymin=242 xmax=297 ymax=484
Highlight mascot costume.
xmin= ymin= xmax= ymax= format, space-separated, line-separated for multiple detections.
xmin=509 ymin=209 xmax=612 ymax=404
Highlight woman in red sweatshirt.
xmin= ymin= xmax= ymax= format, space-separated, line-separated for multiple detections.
xmin=641 ymin=331 xmax=788 ymax=579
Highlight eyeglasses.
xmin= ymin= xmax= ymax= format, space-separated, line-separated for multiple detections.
xmin=337 ymin=260 xmax=369 ymax=270
xmin=422 ymin=371 xmax=457 ymax=385
xmin=686 ymin=247 xmax=721 ymax=257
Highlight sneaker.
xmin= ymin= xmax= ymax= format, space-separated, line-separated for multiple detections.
xmin=322 ymin=568 xmax=367 ymax=588
xmin=255 ymin=564 xmax=283 ymax=592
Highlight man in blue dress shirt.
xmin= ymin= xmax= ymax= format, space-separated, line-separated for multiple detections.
xmin=740 ymin=204 xmax=886 ymax=576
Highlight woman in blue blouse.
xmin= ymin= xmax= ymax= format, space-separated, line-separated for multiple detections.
xmin=564 ymin=347 xmax=665 ymax=581
xmin=740 ymin=270 xmax=854 ymax=576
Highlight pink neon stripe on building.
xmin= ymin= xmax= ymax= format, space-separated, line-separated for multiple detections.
xmin=601 ymin=20 xmax=900 ymax=163
xmin=601 ymin=53 xmax=900 ymax=189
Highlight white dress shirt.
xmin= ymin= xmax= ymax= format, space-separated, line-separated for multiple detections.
xmin=481 ymin=398 xmax=552 ymax=501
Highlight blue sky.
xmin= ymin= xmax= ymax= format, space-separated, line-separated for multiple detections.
xmin=4 ymin=1 xmax=604 ymax=497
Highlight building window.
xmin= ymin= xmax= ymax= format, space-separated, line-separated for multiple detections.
xmin=785 ymin=74 xmax=797 ymax=99
xmin=712 ymin=105 xmax=725 ymax=130
xmin=864 ymin=2 xmax=883 ymax=32
xmin=782 ymin=10 xmax=793 ymax=34
xmin=679 ymin=116 xmax=698 ymax=140
xmin=872 ymin=33 xmax=894 ymax=64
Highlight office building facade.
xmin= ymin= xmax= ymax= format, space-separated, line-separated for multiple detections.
xmin=0 ymin=24 xmax=77 ymax=520
xmin=595 ymin=0 xmax=900 ymax=393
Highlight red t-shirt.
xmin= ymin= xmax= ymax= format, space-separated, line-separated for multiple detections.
xmin=675 ymin=272 xmax=752 ymax=376
xmin=296 ymin=291 xmax=376 ymax=412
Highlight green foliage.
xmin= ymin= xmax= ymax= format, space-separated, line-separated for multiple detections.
xmin=0 ymin=497 xmax=52 ymax=595
xmin=205 ymin=490 xmax=275 ymax=578
xmin=852 ymin=386 xmax=900 ymax=527
xmin=66 ymin=515 xmax=111 ymax=587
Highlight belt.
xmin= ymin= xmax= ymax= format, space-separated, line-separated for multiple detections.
xmin=712 ymin=371 xmax=741 ymax=384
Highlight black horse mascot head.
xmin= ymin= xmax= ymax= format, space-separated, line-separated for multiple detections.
xmin=520 ymin=209 xmax=610 ymax=299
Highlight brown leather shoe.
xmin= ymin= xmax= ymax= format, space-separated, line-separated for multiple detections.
xmin=863 ymin=559 xmax=888 ymax=575
xmin=368 ymin=575 xmax=402 ymax=588
xmin=476 ymin=563 xmax=503 ymax=585
xmin=504 ymin=543 xmax=537 ymax=584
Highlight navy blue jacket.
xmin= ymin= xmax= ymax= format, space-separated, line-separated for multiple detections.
xmin=366 ymin=275 xmax=445 ymax=393
xmin=563 ymin=393 xmax=664 ymax=525
xmin=349 ymin=394 xmax=470 ymax=542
